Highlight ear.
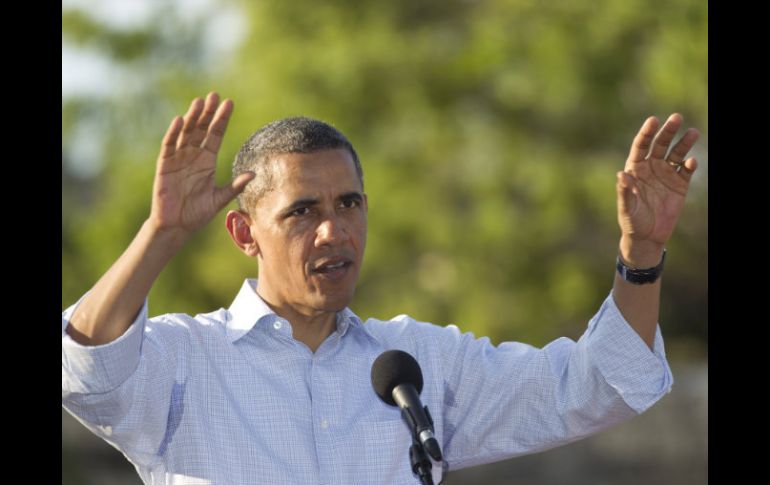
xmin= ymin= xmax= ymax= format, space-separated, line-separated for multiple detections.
xmin=225 ymin=210 xmax=260 ymax=257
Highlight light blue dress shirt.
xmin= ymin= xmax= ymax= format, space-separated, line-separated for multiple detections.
xmin=62 ymin=279 xmax=672 ymax=484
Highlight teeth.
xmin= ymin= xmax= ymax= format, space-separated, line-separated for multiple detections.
xmin=315 ymin=261 xmax=347 ymax=272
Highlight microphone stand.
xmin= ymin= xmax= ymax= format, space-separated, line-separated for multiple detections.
xmin=402 ymin=406 xmax=438 ymax=485
xmin=409 ymin=435 xmax=434 ymax=485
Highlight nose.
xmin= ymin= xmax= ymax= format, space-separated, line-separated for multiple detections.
xmin=315 ymin=215 xmax=347 ymax=247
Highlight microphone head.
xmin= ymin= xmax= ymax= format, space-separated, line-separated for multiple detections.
xmin=371 ymin=349 xmax=424 ymax=406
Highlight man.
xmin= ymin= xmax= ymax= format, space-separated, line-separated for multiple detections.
xmin=62 ymin=92 xmax=700 ymax=484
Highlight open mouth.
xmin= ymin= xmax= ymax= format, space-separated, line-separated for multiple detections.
xmin=311 ymin=258 xmax=353 ymax=281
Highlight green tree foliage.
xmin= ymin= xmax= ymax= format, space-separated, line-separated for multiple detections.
xmin=63 ymin=0 xmax=707 ymax=355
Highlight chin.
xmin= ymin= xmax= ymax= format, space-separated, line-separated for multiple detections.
xmin=312 ymin=287 xmax=356 ymax=312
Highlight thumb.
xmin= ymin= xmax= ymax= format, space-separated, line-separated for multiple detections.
xmin=616 ymin=171 xmax=639 ymax=218
xmin=214 ymin=172 xmax=256 ymax=211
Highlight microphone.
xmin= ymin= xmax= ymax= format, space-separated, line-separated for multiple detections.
xmin=371 ymin=350 xmax=443 ymax=461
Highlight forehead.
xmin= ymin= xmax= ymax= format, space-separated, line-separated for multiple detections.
xmin=258 ymin=149 xmax=361 ymax=207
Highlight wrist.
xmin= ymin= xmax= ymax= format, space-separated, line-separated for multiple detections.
xmin=142 ymin=218 xmax=190 ymax=254
xmin=618 ymin=235 xmax=665 ymax=268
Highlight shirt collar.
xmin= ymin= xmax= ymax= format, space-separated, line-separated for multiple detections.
xmin=336 ymin=307 xmax=362 ymax=338
xmin=226 ymin=279 xmax=362 ymax=343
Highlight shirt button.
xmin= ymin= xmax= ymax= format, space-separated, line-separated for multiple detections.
xmin=320 ymin=419 xmax=329 ymax=429
xmin=273 ymin=321 xmax=282 ymax=330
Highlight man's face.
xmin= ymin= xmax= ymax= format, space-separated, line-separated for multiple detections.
xmin=251 ymin=149 xmax=367 ymax=316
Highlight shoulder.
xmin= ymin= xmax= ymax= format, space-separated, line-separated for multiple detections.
xmin=144 ymin=307 xmax=230 ymax=345
xmin=360 ymin=313 xmax=464 ymax=351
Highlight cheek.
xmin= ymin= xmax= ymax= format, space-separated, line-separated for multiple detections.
xmin=285 ymin=235 xmax=314 ymax=274
xmin=260 ymin=231 xmax=303 ymax=273
xmin=285 ymin=217 xmax=318 ymax=242
xmin=271 ymin=220 xmax=312 ymax=253
xmin=352 ymin=215 xmax=367 ymax=247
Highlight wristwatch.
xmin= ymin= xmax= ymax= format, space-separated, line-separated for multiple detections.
xmin=616 ymin=249 xmax=666 ymax=284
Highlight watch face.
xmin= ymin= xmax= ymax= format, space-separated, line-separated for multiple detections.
xmin=616 ymin=251 xmax=665 ymax=285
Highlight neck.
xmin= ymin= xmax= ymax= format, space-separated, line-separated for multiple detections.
xmin=256 ymin=289 xmax=338 ymax=353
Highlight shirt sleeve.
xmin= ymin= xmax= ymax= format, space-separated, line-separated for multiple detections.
xmin=582 ymin=292 xmax=673 ymax=413
xmin=439 ymin=292 xmax=673 ymax=471
xmin=62 ymin=295 xmax=186 ymax=467
xmin=61 ymin=293 xmax=147 ymax=395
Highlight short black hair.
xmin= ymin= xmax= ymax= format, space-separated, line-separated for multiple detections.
xmin=232 ymin=117 xmax=363 ymax=213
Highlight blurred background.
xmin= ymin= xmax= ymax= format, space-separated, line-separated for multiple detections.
xmin=62 ymin=0 xmax=707 ymax=483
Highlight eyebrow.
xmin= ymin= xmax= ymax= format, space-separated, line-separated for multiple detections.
xmin=339 ymin=192 xmax=364 ymax=203
xmin=281 ymin=192 xmax=364 ymax=216
xmin=282 ymin=198 xmax=320 ymax=216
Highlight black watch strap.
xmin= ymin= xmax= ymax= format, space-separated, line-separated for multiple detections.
xmin=616 ymin=249 xmax=666 ymax=284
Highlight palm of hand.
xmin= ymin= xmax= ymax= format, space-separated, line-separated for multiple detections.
xmin=149 ymin=93 xmax=254 ymax=236
xmin=154 ymin=144 xmax=221 ymax=233
xmin=618 ymin=114 xmax=700 ymax=247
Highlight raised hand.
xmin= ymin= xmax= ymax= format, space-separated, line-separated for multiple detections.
xmin=150 ymin=93 xmax=255 ymax=238
xmin=616 ymin=114 xmax=700 ymax=254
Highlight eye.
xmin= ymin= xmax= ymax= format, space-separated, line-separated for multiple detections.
xmin=340 ymin=198 xmax=360 ymax=209
xmin=291 ymin=207 xmax=311 ymax=217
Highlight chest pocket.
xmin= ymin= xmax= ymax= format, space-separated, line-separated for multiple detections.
xmin=346 ymin=414 xmax=419 ymax=483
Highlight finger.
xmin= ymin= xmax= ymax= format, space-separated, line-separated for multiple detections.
xmin=187 ymin=92 xmax=220 ymax=148
xmin=201 ymin=99 xmax=234 ymax=155
xmin=666 ymin=127 xmax=700 ymax=165
xmin=627 ymin=116 xmax=660 ymax=165
xmin=213 ymin=171 xmax=256 ymax=211
xmin=677 ymin=157 xmax=698 ymax=183
xmin=648 ymin=113 xmax=683 ymax=160
xmin=158 ymin=116 xmax=184 ymax=166
xmin=617 ymin=171 xmax=640 ymax=218
xmin=176 ymin=98 xmax=205 ymax=150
